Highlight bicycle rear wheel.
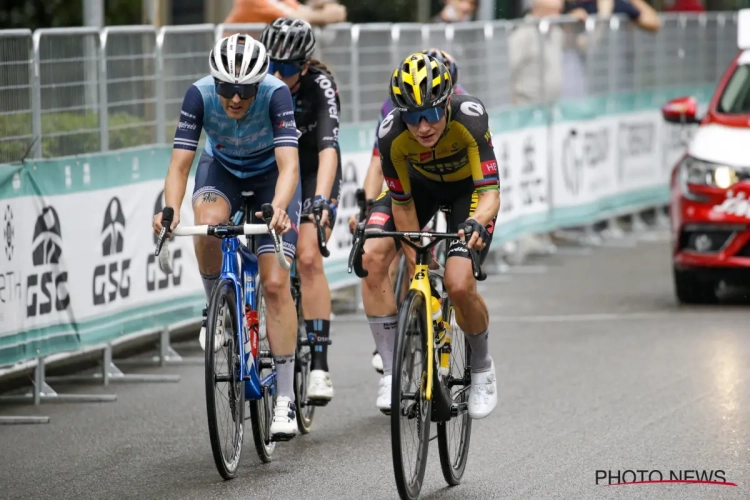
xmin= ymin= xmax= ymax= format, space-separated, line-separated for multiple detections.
xmin=205 ymin=279 xmax=245 ymax=479
xmin=391 ymin=289 xmax=431 ymax=500
xmin=293 ymin=276 xmax=315 ymax=433
xmin=437 ymin=299 xmax=473 ymax=485
xmin=249 ymin=282 xmax=276 ymax=463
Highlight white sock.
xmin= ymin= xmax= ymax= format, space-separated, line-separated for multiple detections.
xmin=368 ymin=315 xmax=398 ymax=376
xmin=273 ymin=354 xmax=295 ymax=400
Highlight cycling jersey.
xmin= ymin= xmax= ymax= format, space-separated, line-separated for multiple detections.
xmin=376 ymin=94 xmax=499 ymax=206
xmin=371 ymin=84 xmax=468 ymax=157
xmin=293 ymin=65 xmax=341 ymax=176
xmin=174 ymin=74 xmax=298 ymax=178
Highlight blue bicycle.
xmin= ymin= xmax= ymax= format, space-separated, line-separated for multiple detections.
xmin=155 ymin=200 xmax=289 ymax=478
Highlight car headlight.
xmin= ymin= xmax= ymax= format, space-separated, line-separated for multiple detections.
xmin=680 ymin=157 xmax=739 ymax=190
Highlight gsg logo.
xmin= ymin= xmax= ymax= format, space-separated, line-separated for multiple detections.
xmin=93 ymin=197 xmax=131 ymax=305
xmin=27 ymin=206 xmax=70 ymax=317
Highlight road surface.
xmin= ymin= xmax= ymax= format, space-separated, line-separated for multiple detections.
xmin=1 ymin=233 xmax=749 ymax=499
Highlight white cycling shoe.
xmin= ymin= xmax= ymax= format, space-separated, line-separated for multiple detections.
xmin=376 ymin=374 xmax=392 ymax=414
xmin=372 ymin=350 xmax=384 ymax=374
xmin=468 ymin=359 xmax=497 ymax=419
xmin=198 ymin=307 xmax=224 ymax=352
xmin=270 ymin=396 xmax=298 ymax=440
xmin=306 ymin=370 xmax=334 ymax=402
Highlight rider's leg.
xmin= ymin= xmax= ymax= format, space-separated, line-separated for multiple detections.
xmin=297 ymin=222 xmax=334 ymax=400
xmin=361 ymin=201 xmax=399 ymax=411
xmin=191 ymin=152 xmax=239 ymax=352
xmin=444 ymin=189 xmax=498 ymax=419
xmin=254 ymin=169 xmax=303 ymax=439
xmin=371 ymin=249 xmax=402 ymax=373
xmin=296 ymin=167 xmax=341 ymax=401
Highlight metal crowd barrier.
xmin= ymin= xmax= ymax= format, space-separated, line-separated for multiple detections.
xmin=0 ymin=13 xmax=737 ymax=160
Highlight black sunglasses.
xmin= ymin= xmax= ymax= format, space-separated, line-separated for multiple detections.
xmin=214 ymin=81 xmax=259 ymax=100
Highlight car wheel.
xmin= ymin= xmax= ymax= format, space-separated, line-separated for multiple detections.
xmin=673 ymin=267 xmax=718 ymax=305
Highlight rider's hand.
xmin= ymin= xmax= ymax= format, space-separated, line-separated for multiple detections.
xmin=153 ymin=210 xmax=180 ymax=236
xmin=458 ymin=218 xmax=489 ymax=251
xmin=310 ymin=195 xmax=332 ymax=227
xmin=256 ymin=205 xmax=290 ymax=234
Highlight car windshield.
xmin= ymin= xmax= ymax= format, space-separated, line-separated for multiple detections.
xmin=718 ymin=64 xmax=750 ymax=114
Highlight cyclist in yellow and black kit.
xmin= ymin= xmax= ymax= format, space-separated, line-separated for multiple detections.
xmin=360 ymin=53 xmax=499 ymax=419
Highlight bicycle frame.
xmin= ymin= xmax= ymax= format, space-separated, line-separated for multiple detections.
xmin=218 ymin=236 xmax=273 ymax=401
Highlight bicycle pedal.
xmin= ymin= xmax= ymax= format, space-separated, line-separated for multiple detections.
xmin=271 ymin=433 xmax=297 ymax=442
xmin=306 ymin=398 xmax=330 ymax=407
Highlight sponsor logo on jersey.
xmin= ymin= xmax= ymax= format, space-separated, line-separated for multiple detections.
xmin=384 ymin=177 xmax=403 ymax=192
xmin=367 ymin=212 xmax=391 ymax=227
xmin=481 ymin=160 xmax=498 ymax=176
xmin=420 ymin=151 xmax=432 ymax=162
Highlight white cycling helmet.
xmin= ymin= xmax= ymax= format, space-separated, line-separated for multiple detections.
xmin=209 ymin=34 xmax=269 ymax=85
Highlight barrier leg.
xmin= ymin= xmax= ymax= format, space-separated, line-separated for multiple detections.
xmin=0 ymin=416 xmax=50 ymax=425
xmin=46 ymin=345 xmax=180 ymax=385
xmin=655 ymin=205 xmax=670 ymax=230
xmin=599 ymin=216 xmax=637 ymax=248
xmin=0 ymin=357 xmax=117 ymax=407
xmin=116 ymin=328 xmax=204 ymax=367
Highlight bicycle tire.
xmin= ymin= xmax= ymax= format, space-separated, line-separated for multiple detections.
xmin=205 ymin=279 xmax=245 ymax=479
xmin=393 ymin=253 xmax=407 ymax=306
xmin=249 ymin=282 xmax=276 ymax=463
xmin=293 ymin=278 xmax=315 ymax=433
xmin=437 ymin=300 xmax=473 ymax=486
xmin=391 ymin=289 xmax=431 ymax=500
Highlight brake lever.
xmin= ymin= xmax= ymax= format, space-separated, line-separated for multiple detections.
xmin=154 ymin=206 xmax=174 ymax=257
xmin=313 ymin=206 xmax=330 ymax=258
xmin=261 ymin=203 xmax=283 ymax=253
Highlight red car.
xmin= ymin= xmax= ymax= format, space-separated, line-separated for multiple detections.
xmin=662 ymin=11 xmax=750 ymax=303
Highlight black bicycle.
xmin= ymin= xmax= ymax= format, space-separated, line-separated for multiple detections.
xmin=348 ymin=204 xmax=486 ymax=499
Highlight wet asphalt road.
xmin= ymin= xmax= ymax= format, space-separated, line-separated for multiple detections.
xmin=1 ymin=231 xmax=749 ymax=500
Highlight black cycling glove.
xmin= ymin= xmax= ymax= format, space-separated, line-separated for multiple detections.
xmin=312 ymin=195 xmax=334 ymax=226
xmin=458 ymin=218 xmax=490 ymax=246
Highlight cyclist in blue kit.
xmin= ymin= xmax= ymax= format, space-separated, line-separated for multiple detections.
xmin=152 ymin=33 xmax=302 ymax=440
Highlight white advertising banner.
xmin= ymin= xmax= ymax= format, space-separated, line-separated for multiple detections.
xmin=0 ymin=178 xmax=204 ymax=342
xmin=551 ymin=117 xmax=619 ymax=209
xmin=493 ymin=125 xmax=551 ymax=227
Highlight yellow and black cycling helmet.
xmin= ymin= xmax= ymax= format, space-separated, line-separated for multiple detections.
xmin=421 ymin=48 xmax=459 ymax=86
xmin=389 ymin=53 xmax=453 ymax=113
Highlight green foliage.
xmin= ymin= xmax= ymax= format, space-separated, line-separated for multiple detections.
xmin=0 ymin=0 xmax=142 ymax=30
xmin=0 ymin=111 xmax=152 ymax=162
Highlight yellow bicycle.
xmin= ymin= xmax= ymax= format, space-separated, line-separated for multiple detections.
xmin=348 ymin=206 xmax=487 ymax=500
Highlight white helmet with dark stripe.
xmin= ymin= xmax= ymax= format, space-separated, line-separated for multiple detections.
xmin=260 ymin=18 xmax=316 ymax=63
xmin=209 ymin=34 xmax=269 ymax=85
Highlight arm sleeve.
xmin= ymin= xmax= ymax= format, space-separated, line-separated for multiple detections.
xmin=377 ymin=114 xmax=412 ymax=205
xmin=613 ymin=0 xmax=641 ymax=19
xmin=269 ymin=86 xmax=299 ymax=149
xmin=313 ymin=73 xmax=340 ymax=152
xmin=460 ymin=103 xmax=499 ymax=193
xmin=173 ymin=85 xmax=204 ymax=151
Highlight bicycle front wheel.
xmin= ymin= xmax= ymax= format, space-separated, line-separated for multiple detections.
xmin=205 ymin=279 xmax=245 ymax=479
xmin=437 ymin=300 xmax=473 ymax=485
xmin=250 ymin=283 xmax=276 ymax=463
xmin=391 ymin=289 xmax=431 ymax=500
